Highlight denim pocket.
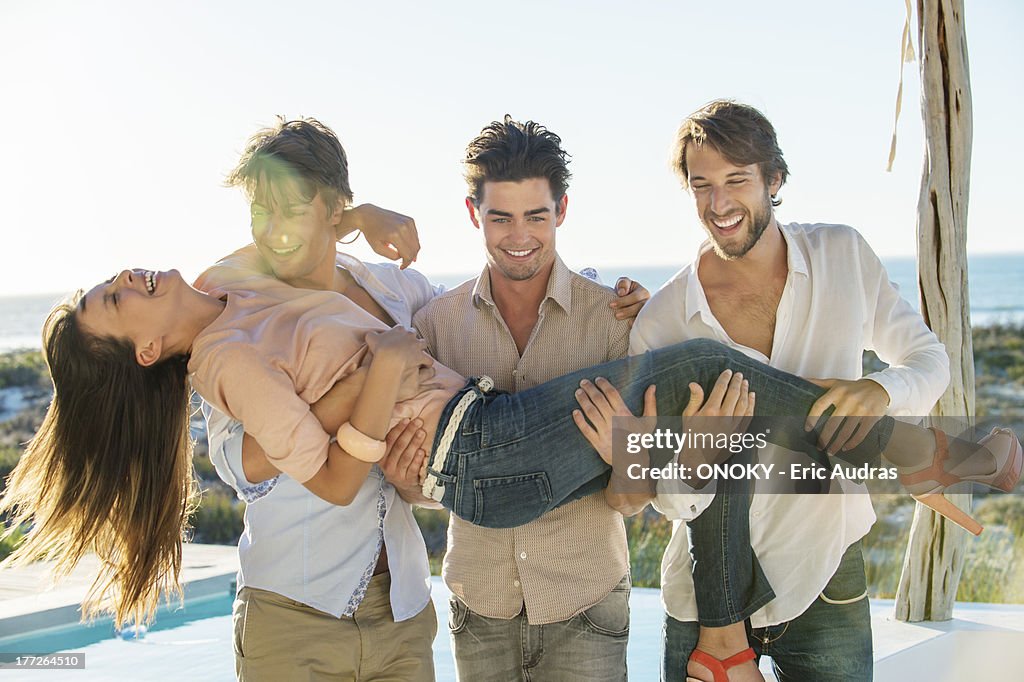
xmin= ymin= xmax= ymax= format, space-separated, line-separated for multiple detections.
xmin=578 ymin=578 xmax=631 ymax=638
xmin=472 ymin=473 xmax=552 ymax=527
xmin=459 ymin=401 xmax=483 ymax=437
xmin=819 ymin=542 xmax=869 ymax=604
xmin=449 ymin=596 xmax=469 ymax=634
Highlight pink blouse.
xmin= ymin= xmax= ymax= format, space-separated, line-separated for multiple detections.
xmin=188 ymin=277 xmax=464 ymax=483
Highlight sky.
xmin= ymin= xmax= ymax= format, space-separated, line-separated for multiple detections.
xmin=1 ymin=0 xmax=1022 ymax=297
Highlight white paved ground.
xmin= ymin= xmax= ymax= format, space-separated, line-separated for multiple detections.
xmin=2 ymin=545 xmax=1023 ymax=680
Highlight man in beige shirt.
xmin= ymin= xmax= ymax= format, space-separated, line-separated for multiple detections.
xmin=408 ymin=116 xmax=642 ymax=681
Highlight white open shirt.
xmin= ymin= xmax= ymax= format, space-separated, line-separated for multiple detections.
xmin=630 ymin=222 xmax=950 ymax=628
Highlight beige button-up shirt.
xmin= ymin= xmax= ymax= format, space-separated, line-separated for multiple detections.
xmin=413 ymin=256 xmax=631 ymax=624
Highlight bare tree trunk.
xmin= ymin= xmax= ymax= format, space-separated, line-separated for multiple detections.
xmin=894 ymin=0 xmax=973 ymax=622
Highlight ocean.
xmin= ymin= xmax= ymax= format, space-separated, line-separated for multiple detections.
xmin=1 ymin=254 xmax=1022 ymax=353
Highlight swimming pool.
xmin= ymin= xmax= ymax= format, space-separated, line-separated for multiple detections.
xmin=0 ymin=591 xmax=234 ymax=657
xmin=2 ymin=578 xmax=667 ymax=680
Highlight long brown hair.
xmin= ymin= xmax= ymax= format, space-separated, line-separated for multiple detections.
xmin=0 ymin=293 xmax=199 ymax=626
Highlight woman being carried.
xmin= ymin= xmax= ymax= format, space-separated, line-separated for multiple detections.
xmin=2 ymin=267 xmax=1019 ymax=632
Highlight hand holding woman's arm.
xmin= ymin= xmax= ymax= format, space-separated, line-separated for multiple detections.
xmin=380 ymin=418 xmax=443 ymax=507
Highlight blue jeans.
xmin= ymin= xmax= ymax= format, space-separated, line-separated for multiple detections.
xmin=686 ymin=445 xmax=776 ymax=627
xmin=662 ymin=541 xmax=873 ymax=682
xmin=449 ymin=573 xmax=630 ymax=681
xmin=426 ymin=338 xmax=893 ymax=628
xmin=428 ymin=338 xmax=894 ymax=526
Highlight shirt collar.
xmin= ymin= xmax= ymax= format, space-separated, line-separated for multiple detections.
xmin=778 ymin=222 xmax=809 ymax=278
xmin=684 ymin=243 xmax=713 ymax=324
xmin=335 ymin=251 xmax=400 ymax=302
xmin=685 ymin=222 xmax=808 ymax=323
xmin=472 ymin=254 xmax=573 ymax=314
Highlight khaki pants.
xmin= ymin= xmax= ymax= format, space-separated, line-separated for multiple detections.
xmin=234 ymin=573 xmax=437 ymax=681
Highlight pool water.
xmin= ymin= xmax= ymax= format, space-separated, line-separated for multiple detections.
xmin=2 ymin=578 xmax=666 ymax=681
xmin=0 ymin=592 xmax=234 ymax=659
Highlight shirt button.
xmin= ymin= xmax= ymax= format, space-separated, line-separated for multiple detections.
xmin=513 ymin=580 xmax=521 ymax=587
xmin=520 ymin=552 xmax=527 ymax=560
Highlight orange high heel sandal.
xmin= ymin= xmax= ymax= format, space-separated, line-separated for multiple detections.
xmin=686 ymin=647 xmax=757 ymax=682
xmin=900 ymin=427 xmax=1023 ymax=536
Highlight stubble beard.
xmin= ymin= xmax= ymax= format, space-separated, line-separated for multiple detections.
xmin=706 ymin=193 xmax=774 ymax=261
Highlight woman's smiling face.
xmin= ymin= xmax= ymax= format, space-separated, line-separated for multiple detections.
xmin=78 ymin=269 xmax=187 ymax=363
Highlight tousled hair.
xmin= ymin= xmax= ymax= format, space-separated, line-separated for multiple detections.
xmin=0 ymin=293 xmax=199 ymax=626
xmin=226 ymin=116 xmax=354 ymax=215
xmin=672 ymin=100 xmax=789 ymax=207
xmin=464 ymin=115 xmax=571 ymax=211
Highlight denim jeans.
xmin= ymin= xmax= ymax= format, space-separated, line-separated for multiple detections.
xmin=426 ymin=337 xmax=894 ymax=629
xmin=662 ymin=541 xmax=873 ymax=682
xmin=428 ymin=338 xmax=894 ymax=527
xmin=686 ymin=444 xmax=776 ymax=627
xmin=449 ymin=573 xmax=630 ymax=682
